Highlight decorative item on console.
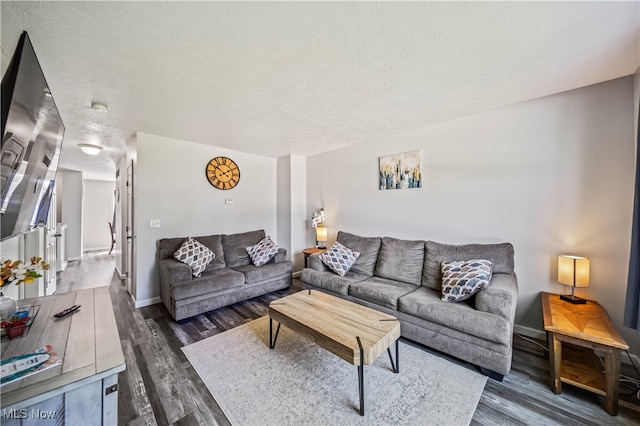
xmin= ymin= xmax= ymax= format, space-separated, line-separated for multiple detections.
xmin=311 ymin=208 xmax=325 ymax=228
xmin=1 ymin=257 xmax=50 ymax=288
xmin=0 ymin=257 xmax=49 ymax=320
xmin=311 ymin=208 xmax=327 ymax=249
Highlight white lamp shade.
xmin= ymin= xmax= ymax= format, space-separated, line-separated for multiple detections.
xmin=79 ymin=144 xmax=103 ymax=155
xmin=316 ymin=227 xmax=328 ymax=242
xmin=558 ymin=255 xmax=590 ymax=287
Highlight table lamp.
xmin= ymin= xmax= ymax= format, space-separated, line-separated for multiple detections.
xmin=557 ymin=255 xmax=589 ymax=304
xmin=316 ymin=226 xmax=328 ymax=249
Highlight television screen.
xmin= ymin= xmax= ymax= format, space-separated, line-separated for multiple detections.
xmin=1 ymin=32 xmax=64 ymax=241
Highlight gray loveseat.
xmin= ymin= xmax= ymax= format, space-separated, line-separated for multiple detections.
xmin=159 ymin=229 xmax=292 ymax=321
xmin=301 ymin=231 xmax=518 ymax=379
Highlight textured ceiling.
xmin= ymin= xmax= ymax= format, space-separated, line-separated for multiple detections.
xmin=1 ymin=1 xmax=639 ymax=180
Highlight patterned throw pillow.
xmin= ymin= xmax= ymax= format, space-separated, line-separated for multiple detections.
xmin=320 ymin=242 xmax=361 ymax=277
xmin=246 ymin=237 xmax=279 ymax=267
xmin=173 ymin=238 xmax=215 ymax=277
xmin=441 ymin=259 xmax=493 ymax=302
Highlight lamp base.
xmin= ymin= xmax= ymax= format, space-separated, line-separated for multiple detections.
xmin=560 ymin=294 xmax=587 ymax=304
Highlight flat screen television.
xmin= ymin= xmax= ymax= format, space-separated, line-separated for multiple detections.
xmin=1 ymin=32 xmax=65 ymax=241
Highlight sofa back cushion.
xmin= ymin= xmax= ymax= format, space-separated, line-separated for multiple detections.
xmin=423 ymin=241 xmax=514 ymax=290
xmin=222 ymin=229 xmax=266 ymax=267
xmin=158 ymin=235 xmax=226 ymax=270
xmin=336 ymin=231 xmax=381 ymax=276
xmin=374 ymin=237 xmax=425 ymax=285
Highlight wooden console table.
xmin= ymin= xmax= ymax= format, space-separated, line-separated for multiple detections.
xmin=1 ymin=287 xmax=125 ymax=424
xmin=303 ymin=247 xmax=326 ymax=268
xmin=541 ymin=292 xmax=628 ymax=415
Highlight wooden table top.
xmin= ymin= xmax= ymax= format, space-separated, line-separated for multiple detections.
xmin=269 ymin=290 xmax=400 ymax=366
xmin=1 ymin=287 xmax=126 ymax=407
xmin=302 ymin=247 xmax=326 ymax=255
xmin=541 ymin=292 xmax=628 ymax=349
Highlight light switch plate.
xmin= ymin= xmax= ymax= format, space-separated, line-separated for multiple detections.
xmin=150 ymin=219 xmax=161 ymax=228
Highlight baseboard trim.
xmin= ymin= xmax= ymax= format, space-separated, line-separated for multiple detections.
xmin=84 ymin=246 xmax=111 ymax=253
xmin=68 ymin=256 xmax=82 ymax=261
xmin=114 ymin=265 xmax=126 ymax=280
xmin=513 ymin=324 xmax=546 ymax=340
xmin=134 ymin=296 xmax=161 ymax=309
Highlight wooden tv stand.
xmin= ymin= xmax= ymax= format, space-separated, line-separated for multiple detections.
xmin=0 ymin=287 xmax=125 ymax=424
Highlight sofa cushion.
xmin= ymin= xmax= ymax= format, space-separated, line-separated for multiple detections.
xmin=337 ymin=231 xmax=381 ymax=276
xmin=348 ymin=277 xmax=419 ymax=310
xmin=398 ymin=287 xmax=511 ymax=345
xmin=173 ymin=238 xmax=215 ymax=277
xmin=423 ymin=241 xmax=514 ymax=291
xmin=375 ymin=237 xmax=425 ymax=285
xmin=441 ymin=259 xmax=492 ymax=302
xmin=232 ymin=261 xmax=292 ymax=285
xmin=301 ymin=269 xmax=370 ymax=295
xmin=246 ymin=237 xmax=279 ymax=267
xmin=222 ymin=230 xmax=266 ymax=267
xmin=159 ymin=235 xmax=226 ymax=270
xmin=320 ymin=242 xmax=360 ymax=277
xmin=171 ymin=267 xmax=245 ymax=301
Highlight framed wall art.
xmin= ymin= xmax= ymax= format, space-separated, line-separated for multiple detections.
xmin=379 ymin=150 xmax=422 ymax=190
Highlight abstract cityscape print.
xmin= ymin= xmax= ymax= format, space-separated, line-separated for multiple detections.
xmin=379 ymin=150 xmax=422 ymax=190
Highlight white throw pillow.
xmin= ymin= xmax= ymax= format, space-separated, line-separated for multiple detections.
xmin=246 ymin=237 xmax=279 ymax=267
xmin=173 ymin=238 xmax=215 ymax=277
xmin=441 ymin=259 xmax=492 ymax=302
xmin=320 ymin=242 xmax=360 ymax=277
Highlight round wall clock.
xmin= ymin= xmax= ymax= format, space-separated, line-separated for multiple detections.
xmin=206 ymin=157 xmax=240 ymax=190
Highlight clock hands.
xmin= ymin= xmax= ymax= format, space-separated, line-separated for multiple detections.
xmin=207 ymin=157 xmax=239 ymax=189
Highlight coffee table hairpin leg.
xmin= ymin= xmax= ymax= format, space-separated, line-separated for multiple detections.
xmin=387 ymin=340 xmax=399 ymax=373
xmin=356 ymin=336 xmax=365 ymax=416
xmin=269 ymin=318 xmax=281 ymax=349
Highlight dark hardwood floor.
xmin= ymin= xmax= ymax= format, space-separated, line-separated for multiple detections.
xmin=59 ymin=253 xmax=640 ymax=425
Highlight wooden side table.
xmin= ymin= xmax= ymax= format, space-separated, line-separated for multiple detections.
xmin=303 ymin=247 xmax=326 ymax=268
xmin=541 ymin=292 xmax=629 ymax=415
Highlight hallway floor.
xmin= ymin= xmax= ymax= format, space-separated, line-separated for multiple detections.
xmin=55 ymin=250 xmax=118 ymax=294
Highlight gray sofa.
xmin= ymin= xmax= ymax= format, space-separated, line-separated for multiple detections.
xmin=158 ymin=229 xmax=292 ymax=321
xmin=301 ymin=231 xmax=518 ymax=379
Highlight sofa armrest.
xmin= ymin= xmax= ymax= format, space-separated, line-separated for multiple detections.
xmin=475 ymin=273 xmax=518 ymax=321
xmin=159 ymin=258 xmax=193 ymax=285
xmin=308 ymin=252 xmax=329 ymax=272
xmin=273 ymin=247 xmax=288 ymax=263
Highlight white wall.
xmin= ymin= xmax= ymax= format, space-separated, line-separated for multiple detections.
xmin=59 ymin=170 xmax=84 ymax=260
xmin=134 ymin=132 xmax=277 ymax=305
xmin=306 ymin=77 xmax=637 ymax=353
xmin=276 ymin=155 xmax=307 ymax=272
xmin=277 ymin=156 xmax=292 ymax=260
xmin=290 ymin=156 xmax=307 ymax=271
xmin=82 ymin=180 xmax=115 ymax=252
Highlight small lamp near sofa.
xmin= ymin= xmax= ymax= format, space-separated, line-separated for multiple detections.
xmin=316 ymin=226 xmax=328 ymax=249
xmin=557 ymin=255 xmax=589 ymax=304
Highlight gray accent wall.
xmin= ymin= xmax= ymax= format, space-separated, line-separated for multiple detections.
xmin=306 ymin=76 xmax=638 ymax=355
xmin=133 ymin=132 xmax=278 ymax=306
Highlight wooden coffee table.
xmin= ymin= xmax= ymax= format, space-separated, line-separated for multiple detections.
xmin=268 ymin=289 xmax=401 ymax=416
xmin=541 ymin=292 xmax=629 ymax=415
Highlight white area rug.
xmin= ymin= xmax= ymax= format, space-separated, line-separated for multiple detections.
xmin=182 ymin=316 xmax=487 ymax=426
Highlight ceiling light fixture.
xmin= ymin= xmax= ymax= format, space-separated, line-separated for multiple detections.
xmin=91 ymin=102 xmax=108 ymax=112
xmin=79 ymin=144 xmax=103 ymax=155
